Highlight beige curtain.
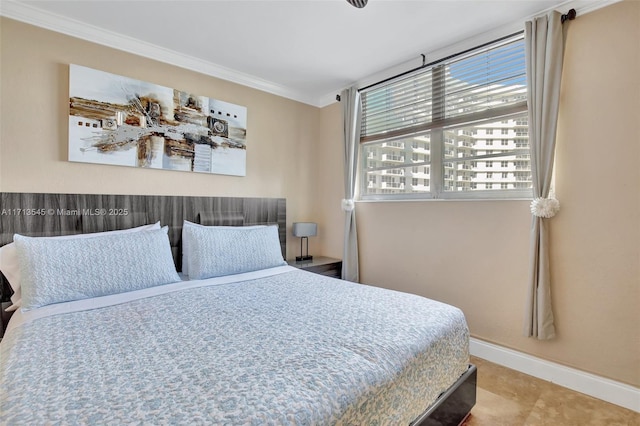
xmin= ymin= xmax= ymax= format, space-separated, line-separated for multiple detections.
xmin=524 ymin=11 xmax=566 ymax=339
xmin=341 ymin=87 xmax=361 ymax=282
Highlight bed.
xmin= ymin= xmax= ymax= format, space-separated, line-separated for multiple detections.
xmin=0 ymin=192 xmax=476 ymax=425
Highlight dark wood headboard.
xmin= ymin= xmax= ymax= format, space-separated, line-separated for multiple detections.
xmin=0 ymin=192 xmax=286 ymax=303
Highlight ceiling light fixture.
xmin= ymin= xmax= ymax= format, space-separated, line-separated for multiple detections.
xmin=346 ymin=0 xmax=368 ymax=8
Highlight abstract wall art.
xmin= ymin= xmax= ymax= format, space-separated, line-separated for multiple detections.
xmin=69 ymin=64 xmax=247 ymax=176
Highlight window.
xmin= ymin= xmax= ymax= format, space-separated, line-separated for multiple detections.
xmin=359 ymin=33 xmax=531 ymax=199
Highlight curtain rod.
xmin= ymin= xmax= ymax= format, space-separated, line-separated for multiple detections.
xmin=561 ymin=8 xmax=577 ymax=23
xmin=357 ymin=30 xmax=523 ymax=93
xmin=336 ymin=8 xmax=576 ymax=101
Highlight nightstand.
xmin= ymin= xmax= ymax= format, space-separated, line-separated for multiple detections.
xmin=288 ymin=256 xmax=342 ymax=279
xmin=1 ymin=301 xmax=14 ymax=341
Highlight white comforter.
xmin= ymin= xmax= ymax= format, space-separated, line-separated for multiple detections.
xmin=0 ymin=267 xmax=469 ymax=424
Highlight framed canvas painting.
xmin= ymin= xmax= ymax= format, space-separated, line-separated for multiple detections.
xmin=68 ymin=64 xmax=247 ymax=176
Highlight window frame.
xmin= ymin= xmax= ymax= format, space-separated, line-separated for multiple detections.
xmin=357 ymin=32 xmax=532 ymax=202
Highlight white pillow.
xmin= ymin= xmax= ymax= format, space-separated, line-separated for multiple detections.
xmin=0 ymin=222 xmax=161 ymax=311
xmin=183 ymin=224 xmax=286 ymax=280
xmin=15 ymin=226 xmax=180 ymax=311
xmin=181 ymin=221 xmax=265 ymax=277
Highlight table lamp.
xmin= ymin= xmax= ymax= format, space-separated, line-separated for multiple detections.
xmin=292 ymin=222 xmax=317 ymax=262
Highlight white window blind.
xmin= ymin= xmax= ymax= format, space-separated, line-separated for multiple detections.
xmin=359 ymin=32 xmax=532 ymax=200
xmin=361 ymin=33 xmax=527 ymax=143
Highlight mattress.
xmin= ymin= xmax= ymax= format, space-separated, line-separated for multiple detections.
xmin=0 ymin=266 xmax=469 ymax=424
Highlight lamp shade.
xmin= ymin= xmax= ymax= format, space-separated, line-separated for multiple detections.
xmin=292 ymin=222 xmax=317 ymax=237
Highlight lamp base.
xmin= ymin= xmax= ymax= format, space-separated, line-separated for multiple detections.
xmin=295 ymin=255 xmax=313 ymax=262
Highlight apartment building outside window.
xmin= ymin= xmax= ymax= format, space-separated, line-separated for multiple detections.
xmin=359 ymin=33 xmax=532 ymax=200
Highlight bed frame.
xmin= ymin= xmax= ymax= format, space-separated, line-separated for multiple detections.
xmin=0 ymin=192 xmax=286 ymax=304
xmin=0 ymin=191 xmax=476 ymax=425
xmin=412 ymin=364 xmax=477 ymax=426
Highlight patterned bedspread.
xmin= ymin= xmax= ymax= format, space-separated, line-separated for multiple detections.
xmin=0 ymin=269 xmax=469 ymax=425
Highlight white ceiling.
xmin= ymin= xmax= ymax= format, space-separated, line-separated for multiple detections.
xmin=0 ymin=0 xmax=616 ymax=107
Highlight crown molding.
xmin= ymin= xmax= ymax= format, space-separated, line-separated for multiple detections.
xmin=0 ymin=0 xmax=321 ymax=107
xmin=317 ymin=0 xmax=623 ymax=107
xmin=0 ymin=0 xmax=623 ymax=110
xmin=568 ymin=0 xmax=623 ymax=15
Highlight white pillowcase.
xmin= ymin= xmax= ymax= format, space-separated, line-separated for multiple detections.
xmin=181 ymin=221 xmax=265 ymax=277
xmin=183 ymin=224 xmax=285 ymax=280
xmin=0 ymin=222 xmax=161 ymax=311
xmin=15 ymin=226 xmax=180 ymax=311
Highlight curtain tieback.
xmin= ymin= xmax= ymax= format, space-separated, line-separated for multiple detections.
xmin=530 ymin=197 xmax=560 ymax=218
xmin=341 ymin=199 xmax=355 ymax=212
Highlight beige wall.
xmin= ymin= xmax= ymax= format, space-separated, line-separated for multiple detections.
xmin=321 ymin=1 xmax=638 ymax=386
xmin=0 ymin=18 xmax=320 ymax=259
xmin=1 ymin=0 xmax=638 ymax=387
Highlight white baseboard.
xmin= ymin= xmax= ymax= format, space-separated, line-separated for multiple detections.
xmin=469 ymin=337 xmax=640 ymax=413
